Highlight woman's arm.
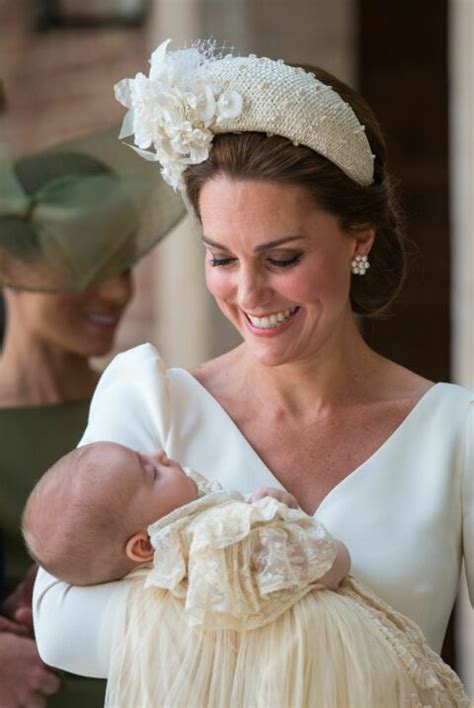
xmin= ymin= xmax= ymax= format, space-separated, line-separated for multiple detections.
xmin=34 ymin=569 xmax=128 ymax=677
xmin=33 ymin=344 xmax=171 ymax=676
xmin=462 ymin=399 xmax=473 ymax=604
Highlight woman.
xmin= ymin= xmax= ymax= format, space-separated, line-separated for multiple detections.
xmin=0 ymin=133 xmax=184 ymax=706
xmin=33 ymin=41 xmax=473 ymax=697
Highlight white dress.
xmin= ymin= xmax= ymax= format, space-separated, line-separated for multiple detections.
xmin=33 ymin=343 xmax=473 ymax=680
xmin=105 ymin=477 xmax=468 ymax=707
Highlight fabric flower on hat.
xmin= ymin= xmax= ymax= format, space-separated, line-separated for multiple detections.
xmin=114 ymin=39 xmax=243 ymax=190
xmin=216 ymin=90 xmax=243 ymax=121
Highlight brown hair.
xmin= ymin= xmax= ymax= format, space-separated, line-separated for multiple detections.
xmin=22 ymin=445 xmax=135 ymax=586
xmin=184 ymin=66 xmax=406 ymax=316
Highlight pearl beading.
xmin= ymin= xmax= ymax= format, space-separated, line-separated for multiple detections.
xmin=209 ymin=56 xmax=374 ymax=187
xmin=351 ymin=254 xmax=370 ymax=275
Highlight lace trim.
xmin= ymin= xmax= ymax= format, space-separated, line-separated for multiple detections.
xmin=146 ymin=494 xmax=338 ymax=630
xmin=343 ymin=577 xmax=469 ymax=706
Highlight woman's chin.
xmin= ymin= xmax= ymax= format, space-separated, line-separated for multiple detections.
xmin=68 ymin=339 xmax=116 ymax=359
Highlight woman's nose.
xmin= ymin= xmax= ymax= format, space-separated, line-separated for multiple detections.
xmin=93 ymin=271 xmax=134 ymax=306
xmin=236 ymin=266 xmax=268 ymax=311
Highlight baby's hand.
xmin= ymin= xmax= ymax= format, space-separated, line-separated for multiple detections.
xmin=247 ymin=487 xmax=299 ymax=508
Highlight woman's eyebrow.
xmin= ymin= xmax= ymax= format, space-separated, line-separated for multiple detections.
xmin=201 ymin=235 xmax=305 ymax=252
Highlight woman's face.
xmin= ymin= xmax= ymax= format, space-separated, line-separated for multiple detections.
xmin=199 ymin=177 xmax=372 ymax=367
xmin=11 ymin=272 xmax=134 ymax=357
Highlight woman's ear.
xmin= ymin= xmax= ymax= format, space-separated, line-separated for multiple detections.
xmin=352 ymin=226 xmax=375 ymax=257
xmin=125 ymin=531 xmax=154 ymax=563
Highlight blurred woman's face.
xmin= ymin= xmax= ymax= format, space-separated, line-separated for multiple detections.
xmin=12 ymin=272 xmax=134 ymax=357
xmin=200 ymin=177 xmax=373 ymax=368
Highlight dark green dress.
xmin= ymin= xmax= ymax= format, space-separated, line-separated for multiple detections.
xmin=0 ymin=401 xmax=106 ymax=707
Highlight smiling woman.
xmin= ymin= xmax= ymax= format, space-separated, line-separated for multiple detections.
xmin=6 ymin=272 xmax=134 ymax=365
xmin=31 ymin=40 xmax=472 ymax=706
xmin=199 ymin=178 xmax=370 ymax=367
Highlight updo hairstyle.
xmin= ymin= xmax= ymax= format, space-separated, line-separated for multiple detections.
xmin=184 ymin=66 xmax=406 ymax=317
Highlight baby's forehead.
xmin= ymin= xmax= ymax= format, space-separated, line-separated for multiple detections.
xmin=79 ymin=440 xmax=130 ymax=462
xmin=74 ymin=441 xmax=134 ymax=480
xmin=71 ymin=442 xmax=138 ymax=506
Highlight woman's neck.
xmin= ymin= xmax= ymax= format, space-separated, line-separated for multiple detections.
xmin=0 ymin=327 xmax=100 ymax=407
xmin=235 ymin=315 xmax=386 ymax=416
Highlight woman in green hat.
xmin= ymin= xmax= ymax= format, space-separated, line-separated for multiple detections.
xmin=0 ymin=133 xmax=184 ymax=707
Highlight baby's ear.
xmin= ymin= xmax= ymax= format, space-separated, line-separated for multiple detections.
xmin=125 ymin=531 xmax=154 ymax=563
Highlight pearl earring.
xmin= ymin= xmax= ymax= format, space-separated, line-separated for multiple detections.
xmin=351 ymin=254 xmax=370 ymax=276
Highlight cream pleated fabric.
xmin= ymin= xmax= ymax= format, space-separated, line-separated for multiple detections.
xmin=105 ymin=478 xmax=468 ymax=708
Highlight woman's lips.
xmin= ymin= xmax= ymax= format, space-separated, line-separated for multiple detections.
xmin=243 ymin=306 xmax=299 ymax=335
xmin=85 ymin=312 xmax=121 ymax=328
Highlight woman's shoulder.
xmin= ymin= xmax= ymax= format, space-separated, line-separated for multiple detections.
xmin=81 ymin=344 xmax=171 ymax=450
xmin=418 ymin=382 xmax=472 ymax=447
xmin=395 ymin=379 xmax=472 ymax=458
xmin=106 ymin=342 xmax=164 ymax=371
xmin=375 ymin=357 xmax=472 ymax=411
xmin=432 ymin=380 xmax=473 ymax=404
xmin=103 ymin=344 xmax=238 ymax=404
xmin=94 ymin=343 xmax=171 ymax=394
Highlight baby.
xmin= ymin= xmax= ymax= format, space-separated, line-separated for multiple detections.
xmin=23 ymin=442 xmax=468 ymax=708
xmin=22 ymin=441 xmax=349 ymax=588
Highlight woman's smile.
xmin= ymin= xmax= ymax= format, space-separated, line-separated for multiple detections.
xmin=200 ymin=177 xmax=357 ymax=366
xmin=84 ymin=311 xmax=123 ymax=332
xmin=243 ymin=306 xmax=300 ymax=335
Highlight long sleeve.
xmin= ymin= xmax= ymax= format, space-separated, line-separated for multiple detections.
xmin=34 ymin=569 xmax=128 ymax=677
xmin=34 ymin=344 xmax=171 ymax=677
xmin=462 ymin=398 xmax=474 ymax=603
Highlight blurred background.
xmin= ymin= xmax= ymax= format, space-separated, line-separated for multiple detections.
xmin=0 ymin=0 xmax=472 ymax=694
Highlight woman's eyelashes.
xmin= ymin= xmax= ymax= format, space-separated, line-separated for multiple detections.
xmin=209 ymin=255 xmax=235 ymax=267
xmin=267 ymin=253 xmax=302 ymax=269
xmin=208 ymin=252 xmax=303 ymax=269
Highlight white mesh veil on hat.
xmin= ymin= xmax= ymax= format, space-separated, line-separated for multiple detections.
xmin=0 ymin=128 xmax=185 ymax=292
xmin=114 ymin=39 xmax=375 ymax=192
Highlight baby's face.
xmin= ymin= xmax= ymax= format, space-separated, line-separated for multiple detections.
xmin=131 ymin=447 xmax=199 ymax=524
xmin=91 ymin=442 xmax=198 ymax=530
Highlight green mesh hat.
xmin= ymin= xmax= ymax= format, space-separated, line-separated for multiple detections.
xmin=0 ymin=128 xmax=186 ymax=291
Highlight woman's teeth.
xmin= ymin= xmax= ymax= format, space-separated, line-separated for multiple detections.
xmin=86 ymin=313 xmax=118 ymax=326
xmin=247 ymin=307 xmax=298 ymax=330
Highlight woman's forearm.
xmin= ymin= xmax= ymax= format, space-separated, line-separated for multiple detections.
xmin=33 ymin=567 xmax=127 ymax=678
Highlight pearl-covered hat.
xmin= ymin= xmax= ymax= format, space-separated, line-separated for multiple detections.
xmin=115 ymin=39 xmax=374 ymax=191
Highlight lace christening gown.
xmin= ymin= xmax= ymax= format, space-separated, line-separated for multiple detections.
xmin=106 ymin=473 xmax=468 ymax=708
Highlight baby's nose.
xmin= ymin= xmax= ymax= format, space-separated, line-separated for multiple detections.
xmin=149 ymin=449 xmax=170 ymax=465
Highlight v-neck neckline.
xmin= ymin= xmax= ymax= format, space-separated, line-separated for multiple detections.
xmin=172 ymin=369 xmax=442 ymax=515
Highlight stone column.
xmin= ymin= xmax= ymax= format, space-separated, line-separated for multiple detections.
xmin=146 ymin=0 xmax=218 ymax=368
